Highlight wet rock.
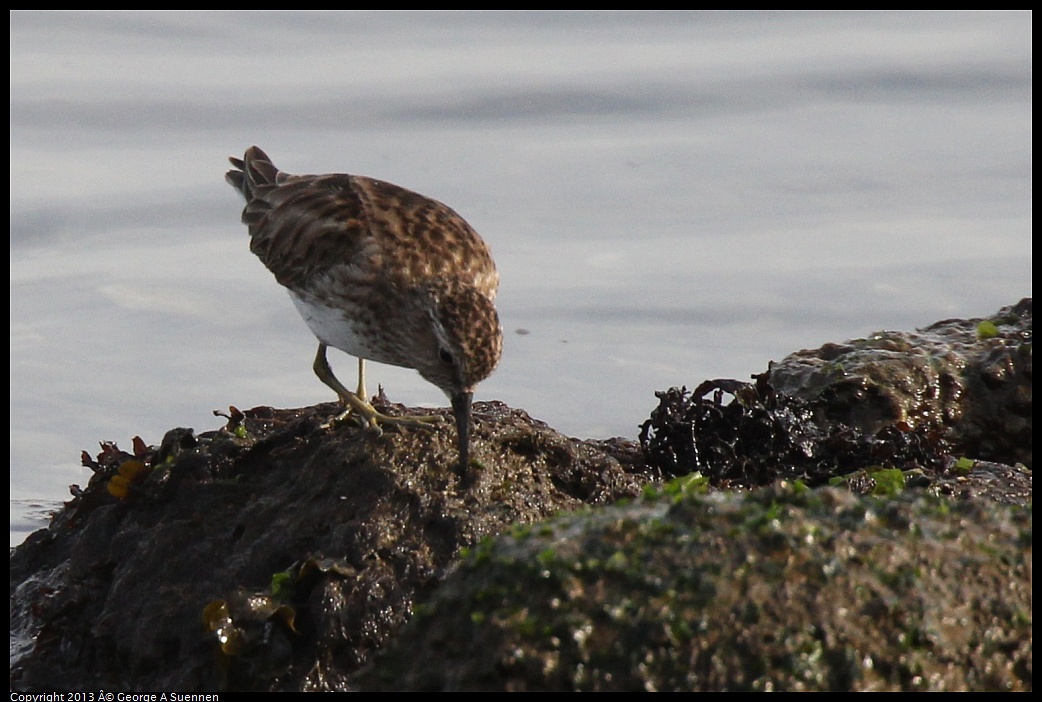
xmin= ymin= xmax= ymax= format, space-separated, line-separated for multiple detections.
xmin=9 ymin=401 xmax=652 ymax=691
xmin=356 ymin=486 xmax=1031 ymax=691
xmin=769 ymin=298 xmax=1031 ymax=468
xmin=638 ymin=300 xmax=1031 ymax=498
xmin=10 ymin=301 xmax=1031 ymax=691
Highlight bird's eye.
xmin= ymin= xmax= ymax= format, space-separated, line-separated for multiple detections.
xmin=438 ymin=347 xmax=454 ymax=365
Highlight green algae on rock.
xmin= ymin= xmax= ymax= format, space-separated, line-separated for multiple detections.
xmin=355 ymin=485 xmax=1032 ymax=692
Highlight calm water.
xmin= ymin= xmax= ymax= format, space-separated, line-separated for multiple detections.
xmin=9 ymin=11 xmax=1032 ymax=545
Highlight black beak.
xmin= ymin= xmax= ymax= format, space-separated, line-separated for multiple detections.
xmin=451 ymin=391 xmax=473 ymax=474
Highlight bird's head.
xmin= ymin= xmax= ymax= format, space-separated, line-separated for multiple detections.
xmin=416 ymin=285 xmax=502 ymax=472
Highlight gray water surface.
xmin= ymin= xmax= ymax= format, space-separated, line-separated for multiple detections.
xmin=10 ymin=11 xmax=1032 ymax=545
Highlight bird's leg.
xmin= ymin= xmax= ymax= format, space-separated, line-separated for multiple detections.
xmin=313 ymin=343 xmax=440 ymax=432
xmin=356 ymin=358 xmax=368 ymax=404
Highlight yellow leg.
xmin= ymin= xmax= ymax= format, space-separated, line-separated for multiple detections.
xmin=312 ymin=343 xmax=440 ymax=432
xmin=356 ymin=358 xmax=368 ymax=403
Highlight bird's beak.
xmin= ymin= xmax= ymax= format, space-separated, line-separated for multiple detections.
xmin=451 ymin=390 xmax=473 ymax=473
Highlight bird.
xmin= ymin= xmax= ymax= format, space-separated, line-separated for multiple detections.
xmin=225 ymin=146 xmax=503 ymax=472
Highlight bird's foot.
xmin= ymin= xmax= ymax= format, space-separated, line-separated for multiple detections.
xmin=321 ymin=393 xmax=443 ymax=434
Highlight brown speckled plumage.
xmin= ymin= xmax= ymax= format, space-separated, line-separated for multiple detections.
xmin=226 ymin=146 xmax=502 ymax=471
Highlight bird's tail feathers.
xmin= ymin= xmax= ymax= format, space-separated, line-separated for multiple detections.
xmin=225 ymin=146 xmax=280 ymax=200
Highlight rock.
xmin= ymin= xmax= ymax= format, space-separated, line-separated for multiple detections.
xmin=355 ymin=485 xmax=1032 ymax=691
xmin=10 ymin=401 xmax=651 ymax=691
xmin=10 ymin=302 xmax=1031 ymax=691
xmin=769 ymin=298 xmax=1032 ymax=468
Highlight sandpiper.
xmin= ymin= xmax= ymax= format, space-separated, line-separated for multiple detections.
xmin=226 ymin=146 xmax=502 ymax=471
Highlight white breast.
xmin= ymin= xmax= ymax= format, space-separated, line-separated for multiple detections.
xmin=288 ymin=291 xmax=375 ymax=360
